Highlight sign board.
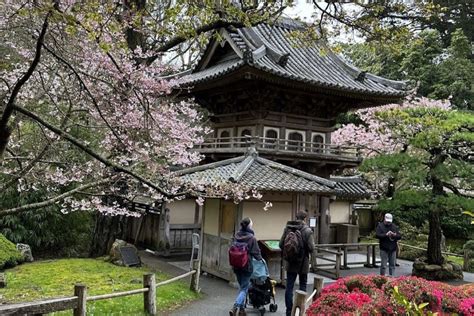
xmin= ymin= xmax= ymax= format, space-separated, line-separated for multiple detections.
xmin=119 ymin=246 xmax=141 ymax=267
xmin=309 ymin=217 xmax=317 ymax=228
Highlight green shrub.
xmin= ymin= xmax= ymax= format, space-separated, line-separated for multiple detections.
xmin=0 ymin=234 xmax=24 ymax=270
xmin=464 ymin=240 xmax=474 ymax=272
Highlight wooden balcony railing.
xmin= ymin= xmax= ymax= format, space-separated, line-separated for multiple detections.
xmin=194 ymin=136 xmax=361 ymax=161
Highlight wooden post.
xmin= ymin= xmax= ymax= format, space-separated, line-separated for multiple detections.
xmin=342 ymin=246 xmax=349 ymax=269
xmin=291 ymin=290 xmax=307 ymax=316
xmin=313 ymin=277 xmax=323 ymax=300
xmin=143 ymin=273 xmax=156 ymax=316
xmin=372 ymin=245 xmax=377 ymax=267
xmin=190 ymin=259 xmax=201 ymax=292
xmin=73 ymin=284 xmax=87 ymax=316
xmin=335 ymin=253 xmax=341 ymax=279
xmin=463 ymin=249 xmax=469 ymax=271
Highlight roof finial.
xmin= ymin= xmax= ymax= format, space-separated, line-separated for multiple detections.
xmin=246 ymin=146 xmax=258 ymax=157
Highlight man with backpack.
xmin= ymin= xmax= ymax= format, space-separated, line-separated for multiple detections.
xmin=229 ymin=217 xmax=262 ymax=316
xmin=279 ymin=211 xmax=315 ymax=316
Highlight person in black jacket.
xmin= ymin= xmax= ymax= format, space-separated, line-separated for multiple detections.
xmin=230 ymin=217 xmax=262 ymax=316
xmin=279 ymin=211 xmax=314 ymax=316
xmin=376 ymin=213 xmax=401 ymax=276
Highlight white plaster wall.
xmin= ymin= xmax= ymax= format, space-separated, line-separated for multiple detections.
xmin=330 ymin=200 xmax=351 ymax=223
xmin=204 ymin=198 xmax=220 ymax=236
xmin=166 ymin=199 xmax=199 ymax=225
xmin=243 ymin=200 xmax=292 ymax=240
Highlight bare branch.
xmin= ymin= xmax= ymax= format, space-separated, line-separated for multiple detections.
xmin=0 ymin=11 xmax=50 ymax=158
xmin=0 ymin=178 xmax=112 ymax=217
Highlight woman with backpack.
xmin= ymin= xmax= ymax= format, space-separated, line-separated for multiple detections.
xmin=229 ymin=217 xmax=262 ymax=316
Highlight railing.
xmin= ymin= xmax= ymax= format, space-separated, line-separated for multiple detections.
xmin=398 ymin=243 xmax=470 ymax=271
xmin=195 ymin=136 xmax=361 ymax=160
xmin=312 ymin=243 xmax=380 ymax=279
xmin=169 ymin=224 xmax=200 ymax=250
xmin=0 ymin=259 xmax=201 ymax=316
xmin=291 ymin=276 xmax=324 ymax=316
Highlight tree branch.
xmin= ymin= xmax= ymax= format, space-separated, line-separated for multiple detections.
xmin=0 ymin=178 xmax=112 ymax=217
xmin=0 ymin=11 xmax=50 ymax=158
xmin=441 ymin=181 xmax=471 ymax=198
xmin=146 ymin=19 xmax=252 ymax=65
xmin=12 ymin=105 xmax=174 ymax=198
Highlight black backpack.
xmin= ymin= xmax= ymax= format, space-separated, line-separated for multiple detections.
xmin=283 ymin=227 xmax=304 ymax=262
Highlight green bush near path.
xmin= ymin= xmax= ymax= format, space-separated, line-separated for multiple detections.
xmin=0 ymin=258 xmax=199 ymax=315
xmin=0 ymin=233 xmax=24 ymax=270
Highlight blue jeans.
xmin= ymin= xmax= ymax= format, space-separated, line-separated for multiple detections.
xmin=234 ymin=269 xmax=252 ymax=309
xmin=380 ymin=249 xmax=396 ymax=276
xmin=285 ymin=272 xmax=307 ymax=316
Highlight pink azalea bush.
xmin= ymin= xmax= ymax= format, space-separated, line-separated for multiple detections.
xmin=306 ymin=275 xmax=474 ymax=315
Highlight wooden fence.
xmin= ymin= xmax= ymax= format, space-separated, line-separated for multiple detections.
xmin=290 ymin=277 xmax=324 ymax=316
xmin=398 ymin=243 xmax=470 ymax=271
xmin=312 ymin=242 xmax=380 ymax=279
xmin=0 ymin=259 xmax=201 ymax=316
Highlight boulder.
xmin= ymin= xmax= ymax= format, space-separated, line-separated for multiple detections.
xmin=16 ymin=243 xmax=33 ymax=262
xmin=108 ymin=239 xmax=140 ymax=267
xmin=412 ymin=258 xmax=463 ymax=281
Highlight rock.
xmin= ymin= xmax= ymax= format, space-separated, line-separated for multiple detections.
xmin=16 ymin=243 xmax=33 ymax=262
xmin=0 ymin=273 xmax=6 ymax=288
xmin=425 ymin=264 xmax=442 ymax=272
xmin=412 ymin=259 xmax=463 ymax=281
xmin=108 ymin=239 xmax=140 ymax=267
xmin=442 ymin=263 xmax=453 ymax=272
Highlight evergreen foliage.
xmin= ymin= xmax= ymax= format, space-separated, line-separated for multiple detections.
xmin=0 ymin=233 xmax=23 ymax=270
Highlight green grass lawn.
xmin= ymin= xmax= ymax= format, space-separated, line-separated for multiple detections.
xmin=0 ymin=258 xmax=199 ymax=315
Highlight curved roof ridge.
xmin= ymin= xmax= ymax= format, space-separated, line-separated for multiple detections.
xmin=256 ymin=156 xmax=336 ymax=188
xmin=333 ymin=53 xmax=407 ymax=90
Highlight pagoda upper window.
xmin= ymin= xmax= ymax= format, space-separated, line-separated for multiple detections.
xmin=238 ymin=127 xmax=254 ymax=147
xmin=311 ymin=132 xmax=325 ymax=153
xmin=218 ymin=128 xmax=232 ymax=148
xmin=286 ymin=129 xmax=305 ymax=151
xmin=263 ymin=127 xmax=279 ymax=149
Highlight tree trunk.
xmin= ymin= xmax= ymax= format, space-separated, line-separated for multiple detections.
xmin=427 ymin=153 xmax=446 ymax=265
xmin=427 ymin=209 xmax=443 ymax=265
xmin=89 ymin=213 xmax=129 ymax=257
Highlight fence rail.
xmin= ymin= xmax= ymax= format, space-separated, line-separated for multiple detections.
xmin=195 ymin=136 xmax=361 ymax=161
xmin=0 ymin=259 xmax=201 ymax=316
xmin=312 ymin=242 xmax=380 ymax=279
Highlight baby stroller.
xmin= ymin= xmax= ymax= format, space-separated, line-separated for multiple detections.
xmin=247 ymin=258 xmax=278 ymax=315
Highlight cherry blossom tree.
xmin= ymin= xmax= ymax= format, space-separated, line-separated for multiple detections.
xmin=0 ymin=0 xmax=286 ymax=219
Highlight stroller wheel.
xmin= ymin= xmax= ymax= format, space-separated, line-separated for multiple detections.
xmin=259 ymin=307 xmax=266 ymax=315
xmin=269 ymin=303 xmax=278 ymax=312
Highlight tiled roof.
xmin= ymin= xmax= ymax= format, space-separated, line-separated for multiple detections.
xmin=175 ymin=149 xmax=336 ymax=194
xmin=180 ymin=18 xmax=407 ymax=98
xmin=331 ymin=176 xmax=371 ymax=199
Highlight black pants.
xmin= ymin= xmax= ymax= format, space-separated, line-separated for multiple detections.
xmin=285 ymin=272 xmax=307 ymax=316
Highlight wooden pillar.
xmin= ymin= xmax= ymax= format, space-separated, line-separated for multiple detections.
xmin=190 ymin=259 xmax=201 ymax=292
xmin=291 ymin=290 xmax=307 ymax=316
xmin=313 ymin=277 xmax=323 ymax=300
xmin=364 ymin=244 xmax=371 ymax=268
xmin=143 ymin=273 xmax=156 ymax=315
xmin=73 ymin=284 xmax=87 ymax=316
xmin=319 ymin=196 xmax=330 ymax=244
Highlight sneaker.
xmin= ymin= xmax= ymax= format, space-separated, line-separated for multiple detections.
xmin=238 ymin=308 xmax=247 ymax=316
xmin=229 ymin=307 xmax=238 ymax=316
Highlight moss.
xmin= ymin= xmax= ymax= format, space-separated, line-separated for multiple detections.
xmin=0 ymin=258 xmax=199 ymax=314
xmin=0 ymin=234 xmax=23 ymax=270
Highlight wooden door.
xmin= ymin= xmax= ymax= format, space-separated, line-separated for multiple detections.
xmin=218 ymin=201 xmax=238 ymax=274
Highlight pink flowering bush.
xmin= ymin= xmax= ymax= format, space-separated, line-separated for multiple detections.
xmin=307 ymin=275 xmax=473 ymax=315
